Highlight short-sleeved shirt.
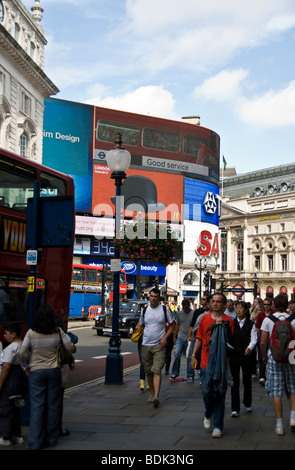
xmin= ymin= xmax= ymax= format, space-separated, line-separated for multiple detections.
xmin=175 ymin=308 xmax=194 ymax=340
xmin=260 ymin=312 xmax=295 ymax=357
xmin=140 ymin=304 xmax=173 ymax=347
xmin=1 ymin=342 xmax=22 ymax=365
xmin=196 ymin=312 xmax=234 ymax=369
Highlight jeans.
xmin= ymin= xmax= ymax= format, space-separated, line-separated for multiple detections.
xmin=171 ymin=337 xmax=195 ymax=379
xmin=200 ymin=368 xmax=226 ymax=431
xmin=28 ymin=368 xmax=62 ymax=450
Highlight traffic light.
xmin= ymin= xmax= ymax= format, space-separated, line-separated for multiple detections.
xmin=203 ymin=271 xmax=210 ymax=287
xmin=155 ymin=277 xmax=159 ymax=288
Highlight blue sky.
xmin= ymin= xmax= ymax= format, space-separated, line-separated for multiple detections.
xmin=23 ymin=0 xmax=295 ymax=174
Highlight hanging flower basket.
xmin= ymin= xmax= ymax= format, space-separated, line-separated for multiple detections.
xmin=114 ymin=218 xmax=179 ymax=267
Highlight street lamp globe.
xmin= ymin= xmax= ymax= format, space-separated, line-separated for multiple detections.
xmin=106 ymin=133 xmax=131 ymax=174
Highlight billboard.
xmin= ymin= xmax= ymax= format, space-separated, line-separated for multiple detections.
xmin=183 ymin=220 xmax=220 ymax=266
xmin=43 ymin=98 xmax=94 ymax=212
xmin=184 ymin=178 xmax=220 ymax=225
xmin=92 ymin=165 xmax=184 ymax=222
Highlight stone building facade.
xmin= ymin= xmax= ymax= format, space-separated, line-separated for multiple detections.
xmin=0 ymin=0 xmax=58 ymax=162
xmin=218 ymin=163 xmax=295 ymax=302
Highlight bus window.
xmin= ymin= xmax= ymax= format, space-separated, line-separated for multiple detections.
xmin=0 ymin=275 xmax=46 ymax=324
xmin=86 ymin=268 xmax=97 ymax=282
xmin=73 ymin=266 xmax=85 ymax=281
xmin=0 ymin=157 xmax=35 ymax=211
xmin=96 ymin=120 xmax=140 ymax=146
xmin=142 ymin=128 xmax=181 ymax=153
xmin=40 ymin=172 xmax=67 ymax=197
xmin=183 ymin=134 xmax=209 ymax=156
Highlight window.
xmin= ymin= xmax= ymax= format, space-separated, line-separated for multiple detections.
xmin=267 ymin=225 xmax=271 ymax=233
xmin=30 ymin=42 xmax=36 ymax=59
xmin=281 ymin=254 xmax=287 ymax=271
xmin=268 ymin=255 xmax=274 ymax=272
xmin=280 ymin=223 xmax=285 ymax=232
xmin=237 ymin=243 xmax=243 ymax=271
xmin=14 ymin=23 xmax=20 ymax=41
xmin=21 ymin=93 xmax=31 ymax=116
xmin=183 ymin=272 xmax=198 ymax=286
xmin=183 ymin=134 xmax=209 ymax=156
xmin=142 ymin=128 xmax=181 ymax=153
xmin=254 ymin=226 xmax=258 ymax=234
xmin=221 ymin=243 xmax=227 ymax=271
xmin=235 ymin=229 xmax=243 ymax=237
xmin=0 ymin=156 xmax=35 ymax=210
xmin=254 ymin=255 xmax=261 ymax=271
xmin=20 ymin=133 xmax=27 ymax=157
xmin=96 ymin=120 xmax=140 ymax=146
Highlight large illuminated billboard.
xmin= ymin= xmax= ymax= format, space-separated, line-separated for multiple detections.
xmin=184 ymin=178 xmax=220 ymax=226
xmin=43 ymin=98 xmax=94 ymax=212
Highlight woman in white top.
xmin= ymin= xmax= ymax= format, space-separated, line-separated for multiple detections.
xmin=20 ymin=304 xmax=75 ymax=450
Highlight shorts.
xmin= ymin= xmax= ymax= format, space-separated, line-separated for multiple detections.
xmin=141 ymin=344 xmax=166 ymax=375
xmin=265 ymin=355 xmax=295 ymax=398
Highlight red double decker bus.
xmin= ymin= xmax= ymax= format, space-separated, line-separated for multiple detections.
xmin=70 ymin=263 xmax=127 ymax=320
xmin=0 ymin=148 xmax=75 ymax=343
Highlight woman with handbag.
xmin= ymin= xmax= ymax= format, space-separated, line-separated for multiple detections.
xmin=19 ymin=305 xmax=75 ymax=450
xmin=0 ymin=322 xmax=26 ymax=446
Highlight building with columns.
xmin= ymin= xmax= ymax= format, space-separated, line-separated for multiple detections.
xmin=218 ymin=163 xmax=295 ymax=302
xmin=0 ymin=0 xmax=58 ymax=162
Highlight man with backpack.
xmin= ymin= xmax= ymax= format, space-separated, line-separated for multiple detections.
xmin=260 ymin=293 xmax=295 ymax=435
xmin=139 ymin=288 xmax=174 ymax=408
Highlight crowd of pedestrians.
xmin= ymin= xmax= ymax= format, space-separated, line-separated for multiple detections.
xmin=2 ymin=289 xmax=295 ymax=448
xmin=138 ymin=289 xmax=295 ymax=439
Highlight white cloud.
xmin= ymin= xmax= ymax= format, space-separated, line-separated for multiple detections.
xmin=239 ymin=81 xmax=295 ymax=128
xmin=193 ymin=69 xmax=249 ymax=103
xmin=85 ymin=85 xmax=177 ymax=119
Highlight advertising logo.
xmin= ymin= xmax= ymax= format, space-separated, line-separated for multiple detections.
xmin=203 ymin=192 xmax=217 ymax=214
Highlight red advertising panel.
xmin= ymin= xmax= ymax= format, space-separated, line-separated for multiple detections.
xmin=92 ymin=165 xmax=183 ymax=222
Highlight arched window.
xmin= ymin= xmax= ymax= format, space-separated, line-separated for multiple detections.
xmin=20 ymin=133 xmax=27 ymax=157
xmin=237 ymin=242 xmax=243 ymax=271
xmin=183 ymin=272 xmax=198 ymax=286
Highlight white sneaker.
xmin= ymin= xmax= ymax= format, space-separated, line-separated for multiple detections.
xmin=212 ymin=428 xmax=222 ymax=438
xmin=231 ymin=411 xmax=239 ymax=417
xmin=275 ymin=425 xmax=284 ymax=436
xmin=0 ymin=437 xmax=12 ymax=446
xmin=290 ymin=417 xmax=295 ymax=432
xmin=12 ymin=436 xmax=24 ymax=444
xmin=203 ymin=417 xmax=212 ymax=430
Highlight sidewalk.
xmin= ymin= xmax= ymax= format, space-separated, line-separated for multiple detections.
xmin=5 ymin=361 xmax=295 ymax=452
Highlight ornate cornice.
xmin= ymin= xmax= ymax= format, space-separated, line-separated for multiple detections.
xmin=0 ymin=23 xmax=59 ymax=97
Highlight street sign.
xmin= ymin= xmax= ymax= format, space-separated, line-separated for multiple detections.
xmin=26 ymin=250 xmax=38 ymax=265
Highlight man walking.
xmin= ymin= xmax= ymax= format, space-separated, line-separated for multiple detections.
xmin=260 ymin=293 xmax=295 ymax=435
xmin=140 ymin=288 xmax=174 ymax=407
xmin=191 ymin=293 xmax=234 ymax=438
xmin=170 ymin=299 xmax=194 ymax=382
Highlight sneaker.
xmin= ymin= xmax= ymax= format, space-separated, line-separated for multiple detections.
xmin=153 ymin=397 xmax=160 ymax=408
xmin=246 ymin=407 xmax=252 ymax=413
xmin=147 ymin=393 xmax=154 ymax=403
xmin=139 ymin=379 xmax=145 ymax=391
xmin=259 ymin=378 xmax=265 ymax=386
xmin=187 ymin=378 xmax=194 ymax=383
xmin=170 ymin=375 xmax=178 ymax=380
xmin=231 ymin=411 xmax=239 ymax=417
xmin=203 ymin=417 xmax=212 ymax=430
xmin=11 ymin=436 xmax=24 ymax=444
xmin=275 ymin=425 xmax=284 ymax=436
xmin=290 ymin=417 xmax=295 ymax=432
xmin=0 ymin=437 xmax=12 ymax=446
xmin=212 ymin=428 xmax=222 ymax=438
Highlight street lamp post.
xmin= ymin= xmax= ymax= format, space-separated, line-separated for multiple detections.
xmin=194 ymin=255 xmax=207 ymax=303
xmin=105 ymin=133 xmax=131 ymax=385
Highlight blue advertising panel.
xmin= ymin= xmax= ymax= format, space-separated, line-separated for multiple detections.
xmin=42 ymin=98 xmax=94 ymax=212
xmin=184 ymin=178 xmax=220 ymax=225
